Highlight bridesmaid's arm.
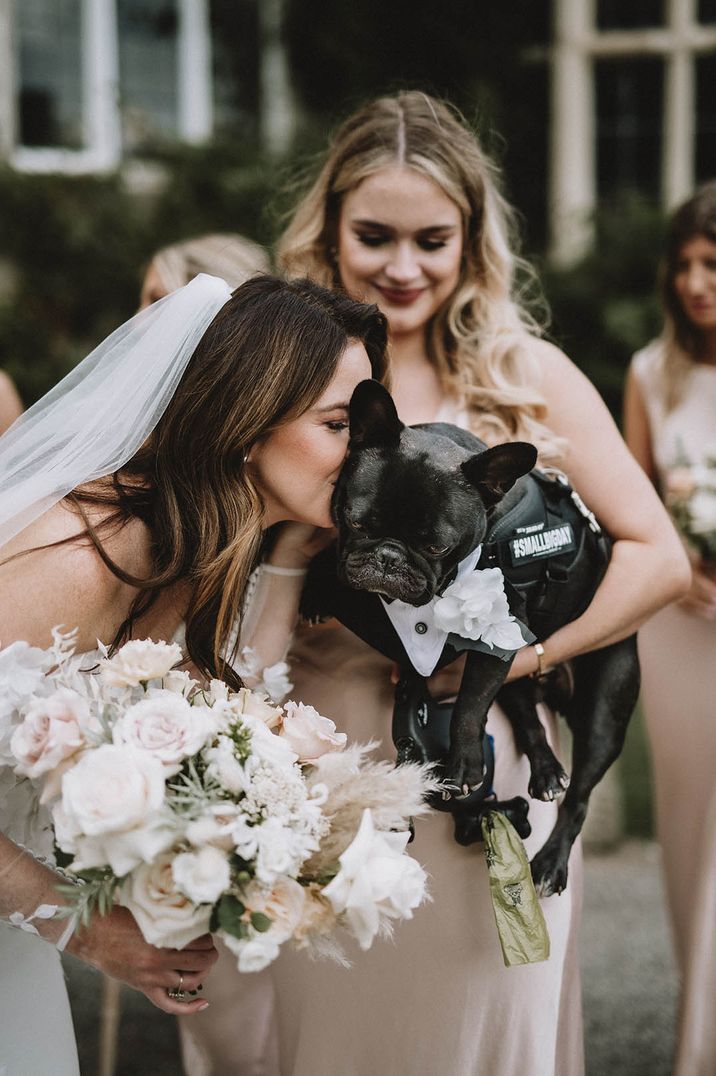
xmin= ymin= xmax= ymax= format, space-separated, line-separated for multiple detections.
xmin=624 ymin=360 xmax=716 ymax=620
xmin=237 ymin=524 xmax=333 ymax=685
xmin=508 ymin=342 xmax=691 ymax=679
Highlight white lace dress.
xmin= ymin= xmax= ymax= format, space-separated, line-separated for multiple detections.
xmin=0 ymin=650 xmax=80 ymax=1076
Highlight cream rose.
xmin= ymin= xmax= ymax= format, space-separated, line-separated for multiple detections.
xmin=112 ymin=691 xmax=213 ymax=775
xmin=242 ymin=876 xmax=306 ymax=943
xmin=172 ymin=846 xmax=231 ymax=905
xmin=11 ymin=687 xmax=88 ymax=779
xmin=119 ymin=852 xmax=212 ymax=948
xmin=100 ymin=639 xmax=183 ymax=688
xmin=211 ymin=688 xmax=284 ymax=731
xmin=61 ymin=743 xmax=165 ymax=836
xmin=279 ymin=701 xmax=347 ymax=762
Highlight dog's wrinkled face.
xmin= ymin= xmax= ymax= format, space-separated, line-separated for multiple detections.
xmin=332 ymin=381 xmax=537 ymax=605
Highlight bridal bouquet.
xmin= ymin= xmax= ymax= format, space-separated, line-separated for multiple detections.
xmin=4 ymin=631 xmax=433 ymax=970
xmin=664 ymin=446 xmax=716 ymax=564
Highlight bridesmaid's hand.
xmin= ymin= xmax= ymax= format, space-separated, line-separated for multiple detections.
xmin=679 ymin=562 xmax=716 ymax=620
xmin=67 ymin=906 xmax=218 ymax=1014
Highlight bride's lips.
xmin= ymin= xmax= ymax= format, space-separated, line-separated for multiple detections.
xmin=375 ymin=285 xmax=426 ymax=306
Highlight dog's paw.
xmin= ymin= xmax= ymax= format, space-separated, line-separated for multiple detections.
xmin=441 ymin=749 xmax=487 ymax=801
xmin=530 ymin=847 xmax=570 ymax=897
xmin=528 ymin=759 xmax=570 ymax=802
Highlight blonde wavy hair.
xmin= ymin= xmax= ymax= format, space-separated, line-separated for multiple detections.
xmin=656 ymin=180 xmax=716 ymax=412
xmin=278 ymin=91 xmax=563 ymax=462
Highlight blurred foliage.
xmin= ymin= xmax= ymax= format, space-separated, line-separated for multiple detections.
xmin=542 ymin=194 xmax=667 ymax=418
xmin=620 ymin=704 xmax=655 ymax=839
xmin=0 ymin=144 xmax=280 ymax=406
xmin=0 ymin=164 xmax=668 ymax=419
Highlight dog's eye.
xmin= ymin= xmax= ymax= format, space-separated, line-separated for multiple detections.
xmin=427 ymin=545 xmax=449 ymax=556
xmin=348 ymin=519 xmax=364 ymax=531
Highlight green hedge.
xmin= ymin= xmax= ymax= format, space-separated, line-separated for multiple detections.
xmin=1 ymin=154 xmax=666 ymax=418
xmin=0 ymin=144 xmax=281 ymax=406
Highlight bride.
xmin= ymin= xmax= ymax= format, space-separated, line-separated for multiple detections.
xmin=0 ymin=272 xmax=388 ymax=1074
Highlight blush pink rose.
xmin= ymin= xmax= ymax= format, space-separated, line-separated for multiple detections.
xmin=11 ymin=687 xmax=88 ymax=780
xmin=112 ymin=691 xmax=213 ymax=775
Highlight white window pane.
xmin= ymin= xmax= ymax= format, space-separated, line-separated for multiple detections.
xmin=118 ymin=0 xmax=178 ymax=151
xmin=17 ymin=0 xmax=83 ymax=149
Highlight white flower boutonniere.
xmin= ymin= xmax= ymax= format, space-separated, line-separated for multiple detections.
xmin=433 ymin=567 xmax=526 ymax=652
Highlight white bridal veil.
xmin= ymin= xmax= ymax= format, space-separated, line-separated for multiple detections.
xmin=0 ymin=273 xmax=232 ymax=549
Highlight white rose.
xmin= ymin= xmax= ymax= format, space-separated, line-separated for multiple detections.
xmin=172 ymin=846 xmax=231 ymax=905
xmin=69 ymin=816 xmax=177 ymax=877
xmin=434 ymin=568 xmax=525 ymax=651
xmin=223 ymin=932 xmax=281 ymax=973
xmin=229 ymin=815 xmax=260 ymax=860
xmin=255 ymin=818 xmax=300 ymax=885
xmin=279 ymin=701 xmax=347 ymax=763
xmin=119 ymin=852 xmax=212 ymax=948
xmin=0 ymin=640 xmax=51 ymax=709
xmin=186 ymin=805 xmax=241 ymax=850
xmin=100 ymin=640 xmax=183 ymax=688
xmin=260 ymin=662 xmax=293 ymax=704
xmin=245 ymin=717 xmax=298 ymax=769
xmin=160 ymin=669 xmax=198 ymax=697
xmin=61 ymin=744 xmax=165 ymax=836
xmin=690 ymin=489 xmax=716 ymax=534
xmin=113 ymin=691 xmax=213 ymax=775
xmin=204 ymin=737 xmax=251 ymax=796
xmin=11 ymin=687 xmax=88 ymax=779
xmin=323 ymin=808 xmax=427 ymax=950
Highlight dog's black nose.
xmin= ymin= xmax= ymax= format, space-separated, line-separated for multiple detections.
xmin=376 ymin=545 xmax=402 ymax=570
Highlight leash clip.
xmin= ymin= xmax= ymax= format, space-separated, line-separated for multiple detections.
xmin=569 ymin=489 xmax=602 ymax=534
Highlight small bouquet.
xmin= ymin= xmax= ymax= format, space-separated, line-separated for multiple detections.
xmin=4 ymin=631 xmax=433 ymax=970
xmin=664 ymin=445 xmax=716 ymax=564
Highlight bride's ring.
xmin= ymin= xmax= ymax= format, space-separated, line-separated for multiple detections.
xmin=167 ymin=972 xmax=186 ymax=1001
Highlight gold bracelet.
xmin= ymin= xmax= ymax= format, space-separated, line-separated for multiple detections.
xmin=531 ymin=642 xmax=546 ymax=679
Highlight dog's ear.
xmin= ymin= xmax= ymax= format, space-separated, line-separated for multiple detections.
xmin=461 ymin=442 xmax=537 ymax=505
xmin=349 ymin=380 xmax=404 ymax=448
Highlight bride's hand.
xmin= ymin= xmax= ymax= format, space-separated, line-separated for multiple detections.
xmin=268 ymin=522 xmax=336 ymax=569
xmin=67 ymin=905 xmax=218 ymax=1014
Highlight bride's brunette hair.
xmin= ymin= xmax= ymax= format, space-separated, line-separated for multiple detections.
xmin=69 ymin=275 xmax=388 ymax=686
xmin=279 ymin=90 xmax=563 ymax=461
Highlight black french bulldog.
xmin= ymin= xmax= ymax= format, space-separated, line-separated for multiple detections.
xmin=301 ymin=380 xmax=640 ymax=896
